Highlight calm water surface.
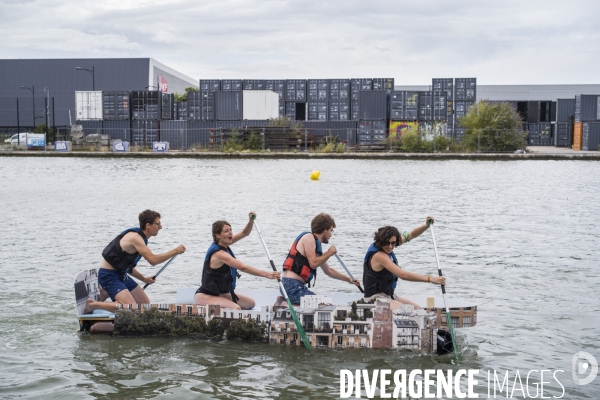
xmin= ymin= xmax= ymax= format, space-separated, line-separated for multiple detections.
xmin=0 ymin=157 xmax=599 ymax=399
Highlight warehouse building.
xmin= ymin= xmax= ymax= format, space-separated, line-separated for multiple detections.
xmin=0 ymin=58 xmax=197 ymax=127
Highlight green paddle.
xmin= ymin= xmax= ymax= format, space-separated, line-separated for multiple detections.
xmin=428 ymin=218 xmax=459 ymax=363
xmin=252 ymin=216 xmax=312 ymax=350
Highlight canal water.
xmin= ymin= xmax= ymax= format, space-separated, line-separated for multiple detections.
xmin=0 ymin=157 xmax=598 ymax=399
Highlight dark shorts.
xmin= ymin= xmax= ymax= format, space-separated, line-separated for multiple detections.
xmin=98 ymin=268 xmax=139 ymax=301
xmin=280 ymin=277 xmax=315 ymax=305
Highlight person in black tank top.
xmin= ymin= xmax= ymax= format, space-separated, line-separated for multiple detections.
xmin=194 ymin=212 xmax=280 ymax=310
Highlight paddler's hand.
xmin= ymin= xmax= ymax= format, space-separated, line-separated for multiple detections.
xmin=249 ymin=211 xmax=257 ymax=221
xmin=431 ymin=276 xmax=446 ymax=285
xmin=175 ymin=244 xmax=186 ymax=254
xmin=426 ymin=216 xmax=435 ymax=226
xmin=143 ymin=275 xmax=157 ymax=285
xmin=350 ymin=278 xmax=361 ymax=287
xmin=325 ymin=245 xmax=337 ymax=257
xmin=263 ymin=271 xmax=280 ymax=280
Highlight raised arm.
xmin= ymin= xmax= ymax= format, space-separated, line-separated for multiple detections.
xmin=232 ymin=211 xmax=256 ymax=244
xmin=406 ymin=216 xmax=434 ymax=242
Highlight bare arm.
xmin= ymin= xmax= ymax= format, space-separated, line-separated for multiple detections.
xmin=232 ymin=211 xmax=256 ymax=244
xmin=407 ymin=216 xmax=434 ymax=241
xmin=128 ymin=233 xmax=186 ymax=266
xmin=299 ymin=234 xmax=337 ymax=268
xmin=129 ymin=267 xmax=155 ymax=284
xmin=215 ymin=251 xmax=280 ymax=280
xmin=373 ymin=252 xmax=445 ymax=285
xmin=321 ymin=263 xmax=360 ymax=286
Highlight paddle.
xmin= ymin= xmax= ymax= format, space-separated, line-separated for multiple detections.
xmin=251 ymin=216 xmax=313 ymax=350
xmin=333 ymin=254 xmax=364 ymax=293
xmin=143 ymin=254 xmax=178 ymax=289
xmin=428 ymin=218 xmax=459 ymax=363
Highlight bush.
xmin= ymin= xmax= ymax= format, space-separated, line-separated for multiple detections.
xmin=222 ymin=130 xmax=244 ymax=152
xmin=226 ymin=318 xmax=268 ymax=342
xmin=245 ymin=132 xmax=262 ymax=151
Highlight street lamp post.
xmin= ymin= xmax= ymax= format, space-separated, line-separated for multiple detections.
xmin=75 ymin=66 xmax=95 ymax=91
xmin=20 ymin=85 xmax=35 ymax=128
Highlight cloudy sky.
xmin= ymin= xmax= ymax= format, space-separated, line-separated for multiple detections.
xmin=2 ymin=0 xmax=599 ymax=85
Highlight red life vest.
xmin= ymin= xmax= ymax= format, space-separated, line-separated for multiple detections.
xmin=283 ymin=232 xmax=322 ymax=286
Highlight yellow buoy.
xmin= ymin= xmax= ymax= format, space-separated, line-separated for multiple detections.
xmin=310 ymin=170 xmax=321 ymax=180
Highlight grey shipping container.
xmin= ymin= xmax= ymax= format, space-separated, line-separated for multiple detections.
xmin=77 ymin=120 xmax=103 ymax=135
xmin=175 ymin=102 xmax=187 ymax=121
xmin=358 ymin=91 xmax=387 ymax=120
xmin=220 ymin=80 xmax=243 ymax=91
xmin=131 ymin=120 xmax=159 ymax=147
xmin=433 ymin=92 xmax=447 ymax=121
xmin=556 ymin=99 xmax=575 ymax=123
xmin=454 ymin=78 xmax=476 ymax=101
xmin=102 ymin=91 xmax=130 ymax=120
xmin=528 ymin=122 xmax=552 ymax=146
xmin=265 ymin=80 xmax=285 ymax=100
xmin=359 ymin=79 xmax=373 ymax=91
xmin=419 ymin=91 xmax=432 ymax=121
xmin=372 ymin=78 xmax=394 ymax=91
xmin=215 ymin=91 xmax=242 ymax=121
xmin=160 ymin=120 xmax=187 ymax=150
xmin=358 ymin=120 xmax=386 ymax=145
xmin=582 ymin=122 xmax=600 ymax=150
xmin=285 ymin=79 xmax=307 ymax=101
xmin=350 ymin=79 xmax=361 ymax=92
xmin=161 ymin=92 xmax=174 ymax=120
xmin=329 ymin=79 xmax=350 ymax=100
xmin=188 ymin=121 xmax=213 ymax=148
xmin=243 ymin=80 xmax=266 ymax=90
xmin=554 ymin=122 xmax=570 ymax=147
xmin=199 ymin=80 xmax=220 ymax=92
xmin=432 ymin=78 xmax=453 ymax=93
xmin=302 ymin=121 xmax=328 ymax=137
xmin=131 ymin=91 xmax=160 ymax=119
xmin=574 ymin=95 xmax=599 ymax=122
xmin=103 ymin=120 xmax=131 ymax=141
xmin=454 ymin=100 xmax=475 ymax=118
xmin=328 ymin=121 xmax=357 ymax=146
xmin=328 ymin=101 xmax=350 ymax=121
xmin=307 ymin=101 xmax=327 ymax=121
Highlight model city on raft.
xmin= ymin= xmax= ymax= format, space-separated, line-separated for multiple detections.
xmin=75 ymin=209 xmax=477 ymax=352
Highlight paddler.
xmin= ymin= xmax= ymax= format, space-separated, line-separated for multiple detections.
xmin=275 ymin=213 xmax=361 ymax=306
xmin=363 ymin=216 xmax=445 ymax=308
xmin=194 ymin=212 xmax=280 ymax=310
xmin=84 ymin=210 xmax=186 ymax=313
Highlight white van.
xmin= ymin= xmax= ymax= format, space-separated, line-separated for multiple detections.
xmin=4 ymin=133 xmax=45 ymax=147
xmin=4 ymin=132 xmax=32 ymax=145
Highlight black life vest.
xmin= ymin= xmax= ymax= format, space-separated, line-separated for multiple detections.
xmin=101 ymin=228 xmax=148 ymax=273
xmin=283 ymin=231 xmax=321 ymax=287
xmin=363 ymin=243 xmax=399 ymax=298
xmin=197 ymin=243 xmax=239 ymax=303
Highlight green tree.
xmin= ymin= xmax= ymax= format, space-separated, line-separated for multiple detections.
xmin=174 ymin=86 xmax=200 ymax=102
xmin=458 ymin=101 xmax=527 ymax=152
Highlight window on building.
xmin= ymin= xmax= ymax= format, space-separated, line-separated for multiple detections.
xmin=304 ymin=315 xmax=314 ymax=330
xmin=377 ymin=336 xmax=382 ymax=340
xmin=318 ymin=312 xmax=331 ymax=329
xmin=283 ymin=334 xmax=288 ymax=341
xmin=451 ymin=317 xmax=459 ymax=329
xmin=441 ymin=315 xmax=447 ymax=324
xmin=285 ymin=323 xmax=289 ymax=330
xmin=338 ymin=336 xmax=343 ymax=345
xmin=337 ymin=310 xmax=347 ymax=319
xmin=462 ymin=316 xmax=471 ymax=327
xmin=187 ymin=306 xmax=192 ymax=316
xmin=176 ymin=306 xmax=182 ymax=314
xmin=256 ymin=315 xmax=260 ymax=322
xmin=230 ymin=312 xmax=234 ymax=318
xmin=239 ymin=313 xmax=242 ymax=319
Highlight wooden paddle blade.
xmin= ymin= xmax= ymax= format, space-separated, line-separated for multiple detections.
xmin=286 ymin=298 xmax=312 ymax=350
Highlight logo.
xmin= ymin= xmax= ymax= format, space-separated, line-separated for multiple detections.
xmin=158 ymin=76 xmax=168 ymax=92
xmin=572 ymin=351 xmax=598 ymax=385
xmin=152 ymin=142 xmax=169 ymax=152
xmin=54 ymin=141 xmax=69 ymax=151
xmin=112 ymin=142 xmax=129 ymax=152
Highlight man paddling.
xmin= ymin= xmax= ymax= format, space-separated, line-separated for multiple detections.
xmin=83 ymin=210 xmax=186 ymax=313
xmin=276 ymin=213 xmax=360 ymax=306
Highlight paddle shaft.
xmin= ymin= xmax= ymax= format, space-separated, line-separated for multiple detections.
xmin=429 ymin=222 xmax=459 ymax=362
xmin=143 ymin=254 xmax=178 ymax=289
xmin=334 ymin=254 xmax=364 ymax=293
xmin=252 ymin=218 xmax=313 ymax=350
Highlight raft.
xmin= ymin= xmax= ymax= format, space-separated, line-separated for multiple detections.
xmin=75 ymin=269 xmax=477 ymax=352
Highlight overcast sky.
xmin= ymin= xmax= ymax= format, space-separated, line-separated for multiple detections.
xmin=2 ymin=0 xmax=599 ymax=85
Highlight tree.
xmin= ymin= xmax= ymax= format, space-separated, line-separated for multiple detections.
xmin=173 ymin=86 xmax=200 ymax=102
xmin=458 ymin=101 xmax=527 ymax=152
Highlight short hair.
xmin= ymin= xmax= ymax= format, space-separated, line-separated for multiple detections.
xmin=373 ymin=226 xmax=401 ymax=250
xmin=311 ymin=213 xmax=336 ymax=234
xmin=212 ymin=220 xmax=231 ymax=243
xmin=139 ymin=210 xmax=161 ymax=230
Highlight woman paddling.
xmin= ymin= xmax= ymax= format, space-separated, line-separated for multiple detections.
xmin=363 ymin=217 xmax=445 ymax=309
xmin=194 ymin=212 xmax=280 ymax=310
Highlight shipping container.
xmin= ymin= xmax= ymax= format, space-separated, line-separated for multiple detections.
xmin=328 ymin=79 xmax=350 ymax=100
xmin=358 ymin=120 xmax=387 ymax=145
xmin=131 ymin=91 xmax=161 ymax=119
xmin=528 ymin=123 xmax=552 ymax=146
xmin=220 ymin=80 xmax=243 ymax=91
xmin=243 ymin=80 xmax=266 ymax=90
xmin=199 ymin=80 xmax=220 ymax=92
xmin=307 ymin=101 xmax=328 ymax=121
xmin=265 ymin=80 xmax=285 ymax=100
xmin=390 ymin=91 xmax=419 ymax=121
xmin=359 ymin=79 xmax=373 ymax=91
xmin=358 ymin=91 xmax=387 ymax=120
xmin=328 ymin=121 xmax=357 ymax=146
xmin=328 ymin=101 xmax=350 ymax=121
xmin=188 ymin=120 xmax=214 ymax=148
xmin=554 ymin=122 xmax=570 ymax=147
xmin=285 ymin=102 xmax=307 ymax=121
xmin=418 ymin=91 xmax=432 ymax=121
xmin=215 ymin=91 xmax=243 ymax=121
xmin=556 ymin=99 xmax=575 ymax=123
xmin=351 ymin=100 xmax=359 ymax=121
xmin=432 ymin=78 xmax=453 ymax=94
xmin=454 ymin=100 xmax=475 ymax=118
xmin=350 ymin=79 xmax=361 ymax=93
xmin=75 ymin=91 xmax=103 ymax=120
xmin=389 ymin=120 xmax=419 ymax=140
xmin=131 ymin=120 xmax=159 ymax=147
xmin=454 ymin=78 xmax=476 ymax=101
xmin=302 ymin=121 xmax=328 ymax=137
xmin=372 ymin=78 xmax=394 ymax=91
xmin=433 ymin=92 xmax=447 ymax=121
xmin=175 ymin=102 xmax=187 ymax=120
xmin=243 ymin=91 xmax=279 ymax=120
xmin=574 ymin=94 xmax=599 ymax=122
xmin=102 ymin=91 xmax=130 ymax=120
xmin=285 ymin=79 xmax=307 ymax=101
xmin=103 ymin=120 xmax=131 ymax=141
xmin=161 ymin=92 xmax=174 ymax=120
xmin=160 ymin=120 xmax=187 ymax=150
xmin=307 ymin=79 xmax=328 ymax=101
xmin=582 ymin=122 xmax=600 ymax=151
xmin=76 ymin=120 xmax=103 ymax=135
xmin=279 ymin=99 xmax=285 ymax=118
xmin=573 ymin=122 xmax=582 ymax=150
